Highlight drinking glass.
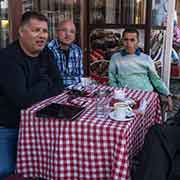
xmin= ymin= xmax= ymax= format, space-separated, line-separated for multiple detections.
xmin=95 ymin=89 xmax=111 ymax=118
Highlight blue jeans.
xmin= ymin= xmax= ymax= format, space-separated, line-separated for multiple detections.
xmin=0 ymin=128 xmax=19 ymax=180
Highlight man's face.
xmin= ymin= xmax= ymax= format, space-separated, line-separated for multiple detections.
xmin=122 ymin=32 xmax=139 ymax=54
xmin=19 ymin=18 xmax=48 ymax=56
xmin=57 ymin=21 xmax=76 ymax=47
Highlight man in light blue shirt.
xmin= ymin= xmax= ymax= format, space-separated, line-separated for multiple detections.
xmin=108 ymin=28 xmax=173 ymax=111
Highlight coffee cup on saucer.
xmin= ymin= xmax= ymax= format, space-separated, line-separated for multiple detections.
xmin=81 ymin=77 xmax=91 ymax=87
xmin=114 ymin=89 xmax=126 ymax=100
xmin=113 ymin=102 xmax=130 ymax=120
xmin=110 ymin=90 xmax=126 ymax=107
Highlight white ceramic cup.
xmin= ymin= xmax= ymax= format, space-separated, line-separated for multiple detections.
xmin=114 ymin=90 xmax=125 ymax=100
xmin=113 ymin=102 xmax=129 ymax=120
xmin=81 ymin=77 xmax=91 ymax=87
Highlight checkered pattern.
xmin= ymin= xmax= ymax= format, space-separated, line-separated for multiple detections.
xmin=48 ymin=39 xmax=83 ymax=87
xmin=17 ymin=86 xmax=162 ymax=180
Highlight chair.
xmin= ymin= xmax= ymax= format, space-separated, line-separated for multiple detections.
xmin=90 ymin=59 xmax=109 ymax=84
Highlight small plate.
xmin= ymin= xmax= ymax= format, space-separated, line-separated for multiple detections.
xmin=126 ymin=110 xmax=135 ymax=118
xmin=110 ymin=97 xmax=136 ymax=107
xmin=109 ymin=111 xmax=134 ymax=121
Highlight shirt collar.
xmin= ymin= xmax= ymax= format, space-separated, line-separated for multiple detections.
xmin=49 ymin=39 xmax=76 ymax=51
xmin=56 ymin=39 xmax=75 ymax=50
xmin=120 ymin=48 xmax=141 ymax=56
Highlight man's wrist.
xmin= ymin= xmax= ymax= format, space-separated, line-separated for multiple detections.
xmin=167 ymin=93 xmax=173 ymax=97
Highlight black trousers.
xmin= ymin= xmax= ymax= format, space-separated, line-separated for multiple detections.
xmin=134 ymin=124 xmax=180 ymax=180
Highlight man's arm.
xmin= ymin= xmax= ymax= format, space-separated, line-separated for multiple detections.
xmin=44 ymin=48 xmax=64 ymax=93
xmin=147 ymin=56 xmax=173 ymax=111
xmin=79 ymin=48 xmax=84 ymax=78
xmin=0 ymin=53 xmax=58 ymax=109
xmin=147 ymin=56 xmax=170 ymax=95
xmin=108 ymin=58 xmax=118 ymax=87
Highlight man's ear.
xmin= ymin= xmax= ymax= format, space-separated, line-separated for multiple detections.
xmin=18 ymin=27 xmax=24 ymax=37
xmin=137 ymin=37 xmax=140 ymax=43
xmin=136 ymin=38 xmax=139 ymax=46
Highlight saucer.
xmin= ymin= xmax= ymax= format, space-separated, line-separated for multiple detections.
xmin=126 ymin=110 xmax=135 ymax=118
xmin=109 ymin=111 xmax=134 ymax=121
xmin=110 ymin=97 xmax=136 ymax=107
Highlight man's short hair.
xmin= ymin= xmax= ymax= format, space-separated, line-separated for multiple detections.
xmin=20 ymin=11 xmax=48 ymax=27
xmin=57 ymin=19 xmax=75 ymax=30
xmin=122 ymin=28 xmax=139 ymax=39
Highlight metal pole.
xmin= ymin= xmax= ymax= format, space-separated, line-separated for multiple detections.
xmin=162 ymin=0 xmax=176 ymax=87
xmin=161 ymin=0 xmax=175 ymax=121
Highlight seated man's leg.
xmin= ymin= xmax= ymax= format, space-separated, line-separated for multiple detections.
xmin=134 ymin=124 xmax=179 ymax=180
xmin=0 ymin=128 xmax=19 ymax=180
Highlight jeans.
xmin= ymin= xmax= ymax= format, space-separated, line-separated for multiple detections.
xmin=0 ymin=128 xmax=19 ymax=180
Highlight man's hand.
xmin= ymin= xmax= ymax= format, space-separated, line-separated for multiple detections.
xmin=167 ymin=95 xmax=173 ymax=112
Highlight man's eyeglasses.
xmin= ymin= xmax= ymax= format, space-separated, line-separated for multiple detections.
xmin=123 ymin=38 xmax=136 ymax=42
xmin=57 ymin=28 xmax=76 ymax=34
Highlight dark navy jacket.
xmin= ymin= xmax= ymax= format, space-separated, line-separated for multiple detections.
xmin=0 ymin=41 xmax=63 ymax=128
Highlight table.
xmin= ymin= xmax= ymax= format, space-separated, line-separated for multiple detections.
xmin=16 ymin=86 xmax=162 ymax=180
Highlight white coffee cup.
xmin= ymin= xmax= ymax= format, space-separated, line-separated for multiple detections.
xmin=114 ymin=89 xmax=125 ymax=100
xmin=81 ymin=77 xmax=91 ymax=87
xmin=114 ymin=102 xmax=130 ymax=120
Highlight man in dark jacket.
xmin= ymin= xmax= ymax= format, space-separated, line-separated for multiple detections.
xmin=0 ymin=11 xmax=63 ymax=179
xmin=134 ymin=109 xmax=180 ymax=180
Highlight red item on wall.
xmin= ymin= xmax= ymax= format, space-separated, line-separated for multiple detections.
xmin=171 ymin=63 xmax=180 ymax=77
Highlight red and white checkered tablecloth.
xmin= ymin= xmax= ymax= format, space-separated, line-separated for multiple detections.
xmin=16 ymin=86 xmax=162 ymax=180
